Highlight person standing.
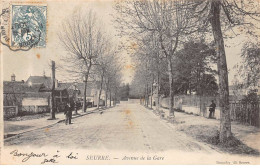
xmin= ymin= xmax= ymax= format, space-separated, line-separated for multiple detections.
xmin=64 ymin=102 xmax=72 ymax=125
xmin=209 ymin=100 xmax=216 ymax=119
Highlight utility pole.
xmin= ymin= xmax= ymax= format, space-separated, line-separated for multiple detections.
xmin=49 ymin=60 xmax=56 ymax=120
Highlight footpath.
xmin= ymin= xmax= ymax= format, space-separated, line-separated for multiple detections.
xmin=149 ymin=106 xmax=260 ymax=153
xmin=4 ymin=107 xmax=99 ymax=139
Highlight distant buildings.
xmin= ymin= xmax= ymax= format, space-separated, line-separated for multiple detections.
xmin=3 ymin=74 xmax=106 ymax=117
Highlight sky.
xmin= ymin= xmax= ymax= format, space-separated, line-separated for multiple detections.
xmin=2 ymin=0 xmax=134 ymax=84
xmin=1 ymin=0 xmax=256 ymax=85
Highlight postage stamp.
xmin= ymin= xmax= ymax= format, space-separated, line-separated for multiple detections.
xmin=11 ymin=5 xmax=47 ymax=48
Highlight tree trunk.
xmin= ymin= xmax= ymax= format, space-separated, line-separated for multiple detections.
xmin=105 ymin=85 xmax=108 ymax=107
xmin=82 ymin=73 xmax=89 ymax=112
xmin=106 ymin=81 xmax=109 ymax=107
xmin=109 ymin=89 xmax=112 ymax=107
xmin=146 ymin=83 xmax=149 ymax=107
xmin=209 ymin=0 xmax=231 ymax=143
xmin=156 ymin=71 xmax=160 ymax=112
xmin=98 ymin=73 xmax=104 ymax=109
xmin=114 ymin=91 xmax=117 ymax=106
xmin=150 ymin=75 xmax=154 ymax=109
xmin=144 ymin=84 xmax=147 ymax=106
xmin=105 ymin=91 xmax=107 ymax=107
xmin=83 ymin=65 xmax=91 ymax=113
xmin=168 ymin=57 xmax=174 ymax=116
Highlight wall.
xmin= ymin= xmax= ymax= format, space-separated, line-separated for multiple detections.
xmin=22 ymin=97 xmax=49 ymax=113
xmin=160 ymin=95 xmax=221 ymax=119
xmin=128 ymin=99 xmax=140 ymax=103
xmin=22 ymin=97 xmax=48 ymax=106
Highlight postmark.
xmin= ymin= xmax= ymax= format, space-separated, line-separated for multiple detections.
xmin=11 ymin=4 xmax=47 ymax=48
xmin=1 ymin=4 xmax=11 ymax=48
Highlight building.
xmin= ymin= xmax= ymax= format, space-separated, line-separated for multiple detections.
xmin=3 ymin=74 xmax=107 ymax=119
xmin=76 ymin=81 xmax=106 ymax=107
xmin=3 ymin=74 xmax=69 ymax=115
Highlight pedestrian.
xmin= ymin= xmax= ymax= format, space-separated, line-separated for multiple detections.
xmin=209 ymin=100 xmax=216 ymax=119
xmin=64 ymin=102 xmax=72 ymax=125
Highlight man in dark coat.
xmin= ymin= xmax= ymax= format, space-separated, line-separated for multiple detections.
xmin=209 ymin=100 xmax=216 ymax=118
xmin=64 ymin=102 xmax=72 ymax=125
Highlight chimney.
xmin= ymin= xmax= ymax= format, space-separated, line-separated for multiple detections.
xmin=11 ymin=74 xmax=16 ymax=81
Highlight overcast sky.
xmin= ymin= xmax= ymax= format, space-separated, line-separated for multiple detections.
xmin=2 ymin=0 xmax=257 ymax=85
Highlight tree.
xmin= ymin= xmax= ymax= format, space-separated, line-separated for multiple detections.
xmin=119 ymin=83 xmax=130 ymax=101
xmin=115 ymin=0 xmax=260 ymax=142
xmin=94 ymin=46 xmax=121 ymax=108
xmin=128 ymin=33 xmax=168 ymax=108
xmin=106 ymin=60 xmax=122 ymax=107
xmin=191 ymin=0 xmax=260 ymax=142
xmin=114 ymin=0 xmax=199 ymax=116
xmin=240 ymin=41 xmax=260 ymax=88
xmin=58 ymin=10 xmax=107 ymax=112
xmin=92 ymin=38 xmax=114 ymax=109
xmin=232 ymin=40 xmax=260 ymax=100
xmin=174 ymin=40 xmax=217 ymax=95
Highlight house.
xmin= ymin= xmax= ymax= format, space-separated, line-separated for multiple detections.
xmin=3 ymin=74 xmax=69 ymax=115
xmin=3 ymin=77 xmax=50 ymax=115
xmin=76 ymin=81 xmax=106 ymax=107
xmin=25 ymin=75 xmax=71 ymax=112
xmin=57 ymin=82 xmax=79 ymax=101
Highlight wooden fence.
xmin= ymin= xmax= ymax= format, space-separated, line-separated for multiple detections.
xmin=159 ymin=95 xmax=260 ymax=127
xmin=230 ymin=101 xmax=259 ymax=127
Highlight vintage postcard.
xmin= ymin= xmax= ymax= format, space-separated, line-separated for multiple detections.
xmin=1 ymin=0 xmax=260 ymax=165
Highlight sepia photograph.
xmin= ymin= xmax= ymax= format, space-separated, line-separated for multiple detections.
xmin=0 ymin=0 xmax=260 ymax=165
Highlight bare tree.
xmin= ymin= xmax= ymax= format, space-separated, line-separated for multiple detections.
xmin=91 ymin=38 xmax=119 ymax=109
xmin=114 ymin=0 xmax=198 ymax=117
xmin=104 ymin=54 xmax=122 ymax=107
xmin=116 ymin=0 xmax=260 ymax=143
xmin=58 ymin=10 xmax=107 ymax=112
xmin=190 ymin=0 xmax=260 ymax=142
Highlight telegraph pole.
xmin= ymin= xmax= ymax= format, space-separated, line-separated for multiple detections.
xmin=49 ymin=60 xmax=56 ymax=119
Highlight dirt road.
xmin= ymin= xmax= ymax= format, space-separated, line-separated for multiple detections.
xmin=5 ymin=102 xmax=219 ymax=153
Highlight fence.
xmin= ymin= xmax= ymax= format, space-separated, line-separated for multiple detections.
xmin=21 ymin=105 xmax=49 ymax=115
xmin=159 ymin=95 xmax=259 ymax=127
xmin=230 ymin=101 xmax=259 ymax=127
xmin=4 ymin=106 xmax=18 ymax=119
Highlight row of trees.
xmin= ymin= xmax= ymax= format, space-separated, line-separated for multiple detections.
xmin=59 ymin=10 xmax=122 ymax=111
xmin=114 ymin=0 xmax=260 ymax=143
xmin=233 ymin=41 xmax=260 ymax=90
xmin=129 ymin=38 xmax=218 ymax=109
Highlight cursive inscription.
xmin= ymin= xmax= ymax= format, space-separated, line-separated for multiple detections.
xmin=10 ymin=149 xmax=48 ymax=162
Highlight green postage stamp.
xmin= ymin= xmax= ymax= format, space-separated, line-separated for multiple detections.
xmin=11 ymin=4 xmax=47 ymax=48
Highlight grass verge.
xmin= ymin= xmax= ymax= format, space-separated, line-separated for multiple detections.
xmin=178 ymin=125 xmax=260 ymax=156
